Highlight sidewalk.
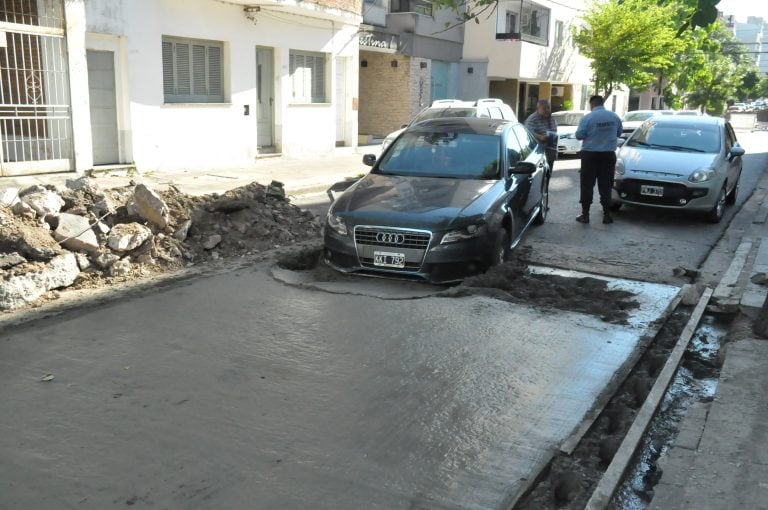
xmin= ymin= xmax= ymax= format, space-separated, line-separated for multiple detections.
xmin=0 ymin=145 xmax=381 ymax=199
xmin=649 ymin=151 xmax=768 ymax=509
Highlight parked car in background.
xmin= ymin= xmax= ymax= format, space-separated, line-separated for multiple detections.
xmin=551 ymin=110 xmax=589 ymax=155
xmin=325 ymin=117 xmax=549 ymax=282
xmin=728 ymin=102 xmax=747 ymax=112
xmin=612 ymin=115 xmax=744 ymax=223
xmin=380 ymin=98 xmax=516 ymax=152
xmin=674 ymin=110 xmax=704 ymax=116
xmin=621 ymin=109 xmax=674 ymax=139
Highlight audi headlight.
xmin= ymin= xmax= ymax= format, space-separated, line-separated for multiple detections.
xmin=689 ymin=168 xmax=715 ymax=183
xmin=441 ymin=224 xmax=485 ymax=244
xmin=326 ymin=213 xmax=347 ymax=236
xmin=615 ymin=158 xmax=626 ymax=176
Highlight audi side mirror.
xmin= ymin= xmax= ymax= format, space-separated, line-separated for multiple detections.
xmin=510 ymin=161 xmax=536 ymax=174
xmin=362 ymin=154 xmax=377 ymax=167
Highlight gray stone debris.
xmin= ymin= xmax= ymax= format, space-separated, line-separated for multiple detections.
xmin=11 ymin=200 xmax=36 ymax=219
xmin=53 ymin=213 xmax=100 ymax=253
xmin=94 ymin=251 xmax=120 ymax=270
xmin=21 ymin=190 xmax=65 ymax=218
xmin=133 ymin=184 xmax=169 ymax=228
xmin=65 ymin=176 xmax=99 ymax=193
xmin=0 ymin=187 xmax=20 ymax=207
xmin=173 ymin=219 xmax=192 ymax=241
xmin=107 ymin=222 xmax=152 ymax=252
xmin=202 ymin=234 xmax=222 ymax=250
xmin=0 ymin=253 xmax=80 ymax=310
xmin=0 ymin=252 xmax=26 ymax=269
xmin=108 ymin=258 xmax=132 ymax=277
xmin=74 ymin=252 xmax=91 ymax=271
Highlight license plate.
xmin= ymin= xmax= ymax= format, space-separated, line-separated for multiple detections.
xmin=640 ymin=185 xmax=664 ymax=197
xmin=373 ymin=251 xmax=405 ymax=268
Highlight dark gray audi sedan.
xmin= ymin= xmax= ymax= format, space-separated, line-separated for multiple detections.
xmin=323 ymin=117 xmax=550 ymax=282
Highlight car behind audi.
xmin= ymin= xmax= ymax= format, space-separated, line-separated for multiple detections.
xmin=324 ymin=117 xmax=550 ymax=282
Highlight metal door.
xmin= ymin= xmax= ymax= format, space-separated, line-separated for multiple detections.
xmin=87 ymin=50 xmax=119 ymax=165
xmin=256 ymin=46 xmax=274 ymax=150
xmin=430 ymin=60 xmax=449 ymax=101
xmin=0 ymin=0 xmax=73 ymax=176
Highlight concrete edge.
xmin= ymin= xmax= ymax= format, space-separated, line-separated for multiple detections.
xmin=711 ymin=239 xmax=753 ymax=307
xmin=584 ymin=287 xmax=713 ymax=510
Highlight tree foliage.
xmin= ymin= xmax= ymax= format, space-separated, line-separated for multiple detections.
xmin=572 ymin=0 xmax=684 ymax=98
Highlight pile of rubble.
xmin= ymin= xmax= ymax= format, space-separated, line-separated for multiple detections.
xmin=0 ymin=177 xmax=322 ymax=311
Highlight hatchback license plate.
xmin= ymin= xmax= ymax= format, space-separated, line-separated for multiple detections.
xmin=640 ymin=185 xmax=664 ymax=197
xmin=374 ymin=251 xmax=405 ymax=268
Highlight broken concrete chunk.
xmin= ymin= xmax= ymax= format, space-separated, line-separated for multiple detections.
xmin=94 ymin=251 xmax=120 ymax=270
xmin=202 ymin=234 xmax=222 ymax=250
xmin=750 ymin=272 xmax=768 ymax=286
xmin=18 ymin=184 xmax=46 ymax=197
xmin=173 ymin=220 xmax=192 ymax=241
xmin=94 ymin=221 xmax=111 ymax=236
xmin=53 ymin=213 xmax=100 ymax=253
xmin=0 ymin=252 xmax=26 ymax=269
xmin=108 ymin=258 xmax=132 ymax=276
xmin=0 ymin=187 xmax=20 ymax=207
xmin=107 ymin=223 xmax=153 ymax=252
xmin=133 ymin=184 xmax=169 ymax=228
xmin=74 ymin=252 xmax=91 ymax=271
xmin=65 ymin=176 xmax=100 ymax=193
xmin=207 ymin=199 xmax=251 ymax=214
xmin=680 ymin=283 xmax=704 ymax=306
xmin=0 ymin=253 xmax=80 ymax=311
xmin=21 ymin=190 xmax=65 ymax=218
xmin=11 ymin=200 xmax=37 ymax=219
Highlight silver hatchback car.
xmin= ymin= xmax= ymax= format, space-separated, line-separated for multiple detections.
xmin=612 ymin=115 xmax=745 ymax=223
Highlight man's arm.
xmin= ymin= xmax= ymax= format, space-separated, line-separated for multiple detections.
xmin=575 ymin=116 xmax=588 ymax=141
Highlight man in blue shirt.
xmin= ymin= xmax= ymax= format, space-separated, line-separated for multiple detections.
xmin=575 ymin=95 xmax=623 ymax=224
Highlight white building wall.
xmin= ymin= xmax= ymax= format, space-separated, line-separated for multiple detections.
xmin=462 ymin=0 xmax=592 ymax=85
xmin=77 ymin=0 xmax=359 ymax=172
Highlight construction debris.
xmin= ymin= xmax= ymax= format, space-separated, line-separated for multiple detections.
xmin=0 ymin=178 xmax=323 ymax=311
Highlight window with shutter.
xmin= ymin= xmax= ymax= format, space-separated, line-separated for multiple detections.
xmin=162 ymin=36 xmax=225 ymax=103
xmin=289 ymin=50 xmax=327 ymax=104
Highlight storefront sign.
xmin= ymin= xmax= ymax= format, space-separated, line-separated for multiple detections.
xmin=359 ymin=32 xmax=397 ymax=52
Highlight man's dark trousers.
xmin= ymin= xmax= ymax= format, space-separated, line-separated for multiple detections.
xmin=579 ymin=150 xmax=616 ymax=209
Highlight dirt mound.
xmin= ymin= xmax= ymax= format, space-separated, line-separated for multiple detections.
xmin=0 ymin=179 xmax=323 ymax=311
xmin=455 ymin=258 xmax=639 ymax=324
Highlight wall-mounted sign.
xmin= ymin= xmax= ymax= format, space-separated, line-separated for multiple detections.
xmin=358 ymin=32 xmax=397 ymax=53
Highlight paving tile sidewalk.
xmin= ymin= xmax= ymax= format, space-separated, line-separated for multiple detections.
xmin=0 ymin=145 xmax=380 ymax=198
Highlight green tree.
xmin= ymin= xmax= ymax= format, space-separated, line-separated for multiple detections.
xmin=572 ymin=0 xmax=684 ymax=98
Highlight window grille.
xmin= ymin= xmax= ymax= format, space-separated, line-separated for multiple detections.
xmin=162 ymin=36 xmax=224 ymax=103
xmin=289 ymin=50 xmax=327 ymax=104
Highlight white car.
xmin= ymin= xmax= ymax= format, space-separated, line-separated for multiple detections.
xmin=381 ymin=98 xmax=516 ymax=152
xmin=551 ymin=110 xmax=589 ymax=155
xmin=621 ymin=109 xmax=674 ymax=139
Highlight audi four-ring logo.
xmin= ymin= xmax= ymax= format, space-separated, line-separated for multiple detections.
xmin=376 ymin=232 xmax=405 ymax=244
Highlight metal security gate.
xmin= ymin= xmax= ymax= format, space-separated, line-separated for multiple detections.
xmin=0 ymin=0 xmax=72 ymax=176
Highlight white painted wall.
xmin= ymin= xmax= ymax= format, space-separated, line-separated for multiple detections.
xmin=78 ymin=0 xmax=359 ymax=172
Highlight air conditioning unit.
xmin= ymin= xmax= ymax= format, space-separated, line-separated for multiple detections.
xmin=551 ymin=86 xmax=564 ymax=96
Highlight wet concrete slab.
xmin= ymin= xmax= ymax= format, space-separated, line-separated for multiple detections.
xmin=0 ymin=264 xmax=678 ymax=509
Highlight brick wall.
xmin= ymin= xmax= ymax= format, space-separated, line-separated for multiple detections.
xmin=359 ymin=52 xmax=412 ymax=137
xmin=307 ymin=0 xmax=361 ymax=15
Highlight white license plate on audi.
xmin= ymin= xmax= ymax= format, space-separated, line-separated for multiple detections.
xmin=373 ymin=251 xmax=405 ymax=268
xmin=640 ymin=185 xmax=664 ymax=197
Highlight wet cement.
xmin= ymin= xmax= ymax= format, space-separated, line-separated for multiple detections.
xmin=0 ymin=261 xmax=678 ymax=509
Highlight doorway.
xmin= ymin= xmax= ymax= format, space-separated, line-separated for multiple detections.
xmin=256 ymin=46 xmax=275 ymax=152
xmin=87 ymin=50 xmax=119 ymax=165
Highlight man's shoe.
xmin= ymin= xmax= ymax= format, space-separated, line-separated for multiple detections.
xmin=603 ymin=213 xmax=614 ymax=224
xmin=576 ymin=214 xmax=589 ymax=224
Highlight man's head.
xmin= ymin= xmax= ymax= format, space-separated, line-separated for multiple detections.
xmin=536 ymin=99 xmax=552 ymax=117
xmin=589 ymin=95 xmax=605 ymax=109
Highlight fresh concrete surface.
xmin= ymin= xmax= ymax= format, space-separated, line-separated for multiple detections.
xmin=0 ymin=263 xmax=677 ymax=509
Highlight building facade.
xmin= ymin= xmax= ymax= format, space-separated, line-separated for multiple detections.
xmin=357 ymin=0 xmax=464 ymax=139
xmin=730 ymin=16 xmax=768 ymax=75
xmin=0 ymin=0 xmax=361 ymax=177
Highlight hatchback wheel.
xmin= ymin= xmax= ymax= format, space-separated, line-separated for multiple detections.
xmin=707 ymin=186 xmax=727 ymax=223
xmin=725 ymin=176 xmax=740 ymax=205
xmin=533 ymin=178 xmax=550 ymax=225
xmin=492 ymin=228 xmax=510 ymax=266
